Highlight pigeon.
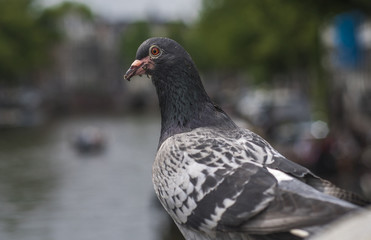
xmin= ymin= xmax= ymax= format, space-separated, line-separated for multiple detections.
xmin=124 ymin=37 xmax=369 ymax=240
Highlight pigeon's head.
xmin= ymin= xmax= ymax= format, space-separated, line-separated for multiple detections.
xmin=124 ymin=37 xmax=194 ymax=81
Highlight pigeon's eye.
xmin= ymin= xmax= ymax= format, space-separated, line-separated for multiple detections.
xmin=150 ymin=46 xmax=161 ymax=58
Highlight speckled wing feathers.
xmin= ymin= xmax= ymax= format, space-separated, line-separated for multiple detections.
xmin=152 ymin=127 xmax=358 ymax=239
xmin=153 ymin=128 xmax=276 ymax=229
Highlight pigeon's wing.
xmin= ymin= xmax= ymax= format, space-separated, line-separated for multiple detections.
xmin=236 ymin=167 xmax=356 ymax=235
xmin=236 ymin=128 xmax=370 ymax=206
xmin=201 ymin=162 xmax=355 ymax=236
xmin=158 ymin=129 xmax=356 ymax=237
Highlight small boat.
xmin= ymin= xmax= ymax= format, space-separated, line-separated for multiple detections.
xmin=73 ymin=126 xmax=106 ymax=153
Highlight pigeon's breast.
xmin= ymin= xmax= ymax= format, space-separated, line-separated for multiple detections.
xmin=152 ymin=137 xmax=199 ymax=224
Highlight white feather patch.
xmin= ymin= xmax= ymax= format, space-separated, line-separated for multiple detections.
xmin=267 ymin=168 xmax=294 ymax=182
xmin=290 ymin=228 xmax=309 ymax=238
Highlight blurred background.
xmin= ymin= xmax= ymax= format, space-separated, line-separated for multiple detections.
xmin=1 ymin=0 xmax=371 ymax=239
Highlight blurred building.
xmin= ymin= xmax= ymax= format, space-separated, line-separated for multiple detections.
xmin=41 ymin=12 xmax=130 ymax=112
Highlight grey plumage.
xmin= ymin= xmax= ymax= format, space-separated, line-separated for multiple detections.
xmin=124 ymin=37 xmax=369 ymax=240
xmin=153 ymin=128 xmax=358 ymax=240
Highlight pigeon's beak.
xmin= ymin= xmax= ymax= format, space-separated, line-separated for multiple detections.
xmin=124 ymin=56 xmax=153 ymax=81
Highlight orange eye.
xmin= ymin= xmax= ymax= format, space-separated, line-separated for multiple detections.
xmin=150 ymin=46 xmax=161 ymax=57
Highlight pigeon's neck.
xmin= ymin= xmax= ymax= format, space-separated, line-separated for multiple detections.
xmin=152 ymin=64 xmax=237 ymax=146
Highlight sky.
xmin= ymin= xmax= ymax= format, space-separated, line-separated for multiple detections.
xmin=40 ymin=0 xmax=202 ymax=23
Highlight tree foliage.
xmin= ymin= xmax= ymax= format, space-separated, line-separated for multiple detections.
xmin=0 ymin=0 xmax=51 ymax=82
xmin=190 ymin=0 xmax=371 ymax=81
xmin=0 ymin=0 xmax=92 ymax=84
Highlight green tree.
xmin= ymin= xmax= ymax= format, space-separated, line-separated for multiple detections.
xmin=0 ymin=0 xmax=52 ymax=83
xmin=0 ymin=0 xmax=92 ymax=85
xmin=191 ymin=0 xmax=317 ymax=78
xmin=191 ymin=0 xmax=371 ymax=80
xmin=188 ymin=0 xmax=371 ymax=120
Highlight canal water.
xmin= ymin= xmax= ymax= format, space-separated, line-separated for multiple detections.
xmin=0 ymin=115 xmax=174 ymax=240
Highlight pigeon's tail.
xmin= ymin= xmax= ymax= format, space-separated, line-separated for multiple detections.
xmin=178 ymin=223 xmax=320 ymax=240
xmin=179 ymin=228 xmax=303 ymax=240
xmin=306 ymin=177 xmax=370 ymax=207
xmin=327 ymin=186 xmax=370 ymax=207
xmin=249 ymin=226 xmax=327 ymax=240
